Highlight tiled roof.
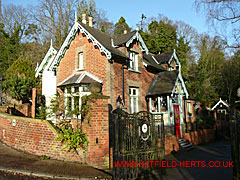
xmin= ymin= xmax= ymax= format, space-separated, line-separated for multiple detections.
xmin=58 ymin=71 xmax=102 ymax=86
xmin=113 ymin=31 xmax=137 ymax=46
xmin=154 ymin=51 xmax=173 ymax=64
xmin=146 ymin=70 xmax=179 ymax=96
xmin=80 ymin=22 xmax=128 ymax=59
xmin=143 ymin=53 xmax=166 ymax=71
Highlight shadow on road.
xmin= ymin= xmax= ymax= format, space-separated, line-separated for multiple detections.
xmin=169 ymin=139 xmax=233 ymax=180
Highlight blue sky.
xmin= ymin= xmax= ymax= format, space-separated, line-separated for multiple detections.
xmin=2 ymin=0 xmax=209 ymax=34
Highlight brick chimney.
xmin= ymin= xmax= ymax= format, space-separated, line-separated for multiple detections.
xmin=82 ymin=14 xmax=86 ymax=24
xmin=124 ymin=30 xmax=128 ymax=34
xmin=89 ymin=17 xmax=93 ymax=27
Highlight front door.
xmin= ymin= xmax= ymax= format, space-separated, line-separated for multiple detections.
xmin=173 ymin=104 xmax=181 ymax=138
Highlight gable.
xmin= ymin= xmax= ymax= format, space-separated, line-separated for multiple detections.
xmin=212 ymin=98 xmax=229 ymax=110
xmin=113 ymin=31 xmax=149 ymax=54
xmin=150 ymin=49 xmax=181 ymax=69
xmin=48 ymin=22 xmax=128 ymax=71
xmin=168 ymin=49 xmax=180 ymax=67
xmin=35 ymin=44 xmax=57 ymax=77
xmin=172 ymin=71 xmax=189 ymax=98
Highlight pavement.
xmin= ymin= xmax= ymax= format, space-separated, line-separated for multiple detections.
xmin=161 ymin=139 xmax=233 ymax=180
xmin=0 ymin=139 xmax=233 ymax=180
xmin=0 ymin=142 xmax=112 ymax=180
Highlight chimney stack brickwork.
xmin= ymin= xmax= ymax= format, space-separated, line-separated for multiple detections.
xmin=89 ymin=17 xmax=93 ymax=27
xmin=82 ymin=14 xmax=87 ymax=24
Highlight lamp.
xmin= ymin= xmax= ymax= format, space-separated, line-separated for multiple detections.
xmin=116 ymin=95 xmax=122 ymax=108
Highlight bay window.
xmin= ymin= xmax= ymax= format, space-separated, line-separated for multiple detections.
xmin=64 ymin=85 xmax=90 ymax=118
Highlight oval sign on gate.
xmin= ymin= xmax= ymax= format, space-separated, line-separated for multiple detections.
xmin=142 ymin=123 xmax=148 ymax=133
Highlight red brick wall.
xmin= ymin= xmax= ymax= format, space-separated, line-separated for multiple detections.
xmin=184 ymin=100 xmax=202 ymax=123
xmin=83 ymin=97 xmax=109 ymax=168
xmin=57 ymin=31 xmax=155 ymax=112
xmin=113 ymin=43 xmax=155 ymax=111
xmin=113 ymin=62 xmax=154 ymax=111
xmin=164 ymin=128 xmax=216 ymax=155
xmin=183 ymin=129 xmax=215 ymax=145
xmin=164 ymin=135 xmax=180 ymax=155
xmin=57 ymin=32 xmax=108 ymax=95
xmin=0 ymin=97 xmax=109 ymax=169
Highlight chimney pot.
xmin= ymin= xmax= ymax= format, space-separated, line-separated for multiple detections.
xmin=82 ymin=14 xmax=86 ymax=24
xmin=89 ymin=17 xmax=93 ymax=27
xmin=124 ymin=30 xmax=127 ymax=34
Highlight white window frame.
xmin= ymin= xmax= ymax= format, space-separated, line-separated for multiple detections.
xmin=149 ymin=96 xmax=168 ymax=114
xmin=187 ymin=102 xmax=192 ymax=117
xmin=78 ymin=52 xmax=84 ymax=70
xmin=129 ymin=52 xmax=138 ymax=71
xmin=64 ymin=85 xmax=90 ymax=119
xmin=129 ymin=87 xmax=139 ymax=113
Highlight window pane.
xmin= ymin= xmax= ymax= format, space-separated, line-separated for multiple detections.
xmin=129 ymin=87 xmax=139 ymax=113
xmin=133 ymin=97 xmax=137 ymax=113
xmin=133 ymin=89 xmax=136 ymax=95
xmin=67 ymin=97 xmax=72 ymax=110
xmin=74 ymin=87 xmax=79 ymax=93
xmin=74 ymin=96 xmax=80 ymax=111
xmin=130 ymin=97 xmax=133 ymax=113
xmin=67 ymin=87 xmax=71 ymax=94
xmin=135 ymin=54 xmax=138 ymax=71
xmin=78 ymin=52 xmax=83 ymax=69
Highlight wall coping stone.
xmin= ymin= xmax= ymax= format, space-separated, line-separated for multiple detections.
xmin=0 ymin=112 xmax=59 ymax=135
xmin=90 ymin=95 xmax=110 ymax=99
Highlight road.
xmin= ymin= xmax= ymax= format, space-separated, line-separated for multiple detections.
xmin=163 ymin=139 xmax=233 ymax=180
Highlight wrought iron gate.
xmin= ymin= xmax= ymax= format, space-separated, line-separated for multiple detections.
xmin=111 ymin=111 xmax=165 ymax=179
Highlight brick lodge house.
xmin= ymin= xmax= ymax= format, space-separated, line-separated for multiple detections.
xmin=35 ymin=14 xmax=189 ymax=139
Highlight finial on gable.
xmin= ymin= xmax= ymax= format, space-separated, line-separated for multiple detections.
xmin=50 ymin=39 xmax=52 ymax=48
xmin=75 ymin=11 xmax=77 ymax=23
xmin=174 ymin=49 xmax=176 ymax=53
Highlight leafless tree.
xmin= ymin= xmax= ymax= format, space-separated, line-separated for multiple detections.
xmin=195 ymin=0 xmax=240 ymax=48
xmin=0 ymin=4 xmax=29 ymax=39
xmin=176 ymin=21 xmax=197 ymax=44
xmin=30 ymin=0 xmax=77 ymax=48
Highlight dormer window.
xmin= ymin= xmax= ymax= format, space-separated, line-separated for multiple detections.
xmin=129 ymin=51 xmax=138 ymax=71
xmin=78 ymin=52 xmax=84 ymax=70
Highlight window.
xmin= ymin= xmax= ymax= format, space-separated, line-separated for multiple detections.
xmin=78 ymin=52 xmax=84 ymax=70
xmin=160 ymin=96 xmax=168 ymax=112
xmin=187 ymin=102 xmax=192 ymax=117
xmin=150 ymin=97 xmax=159 ymax=112
xmin=129 ymin=87 xmax=139 ymax=113
xmin=129 ymin=52 xmax=138 ymax=71
xmin=64 ymin=85 xmax=90 ymax=118
xmin=149 ymin=96 xmax=168 ymax=113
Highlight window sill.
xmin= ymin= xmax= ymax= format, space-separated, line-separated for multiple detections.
xmin=76 ymin=68 xmax=84 ymax=71
xmin=151 ymin=112 xmax=168 ymax=114
xmin=128 ymin=68 xmax=141 ymax=73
